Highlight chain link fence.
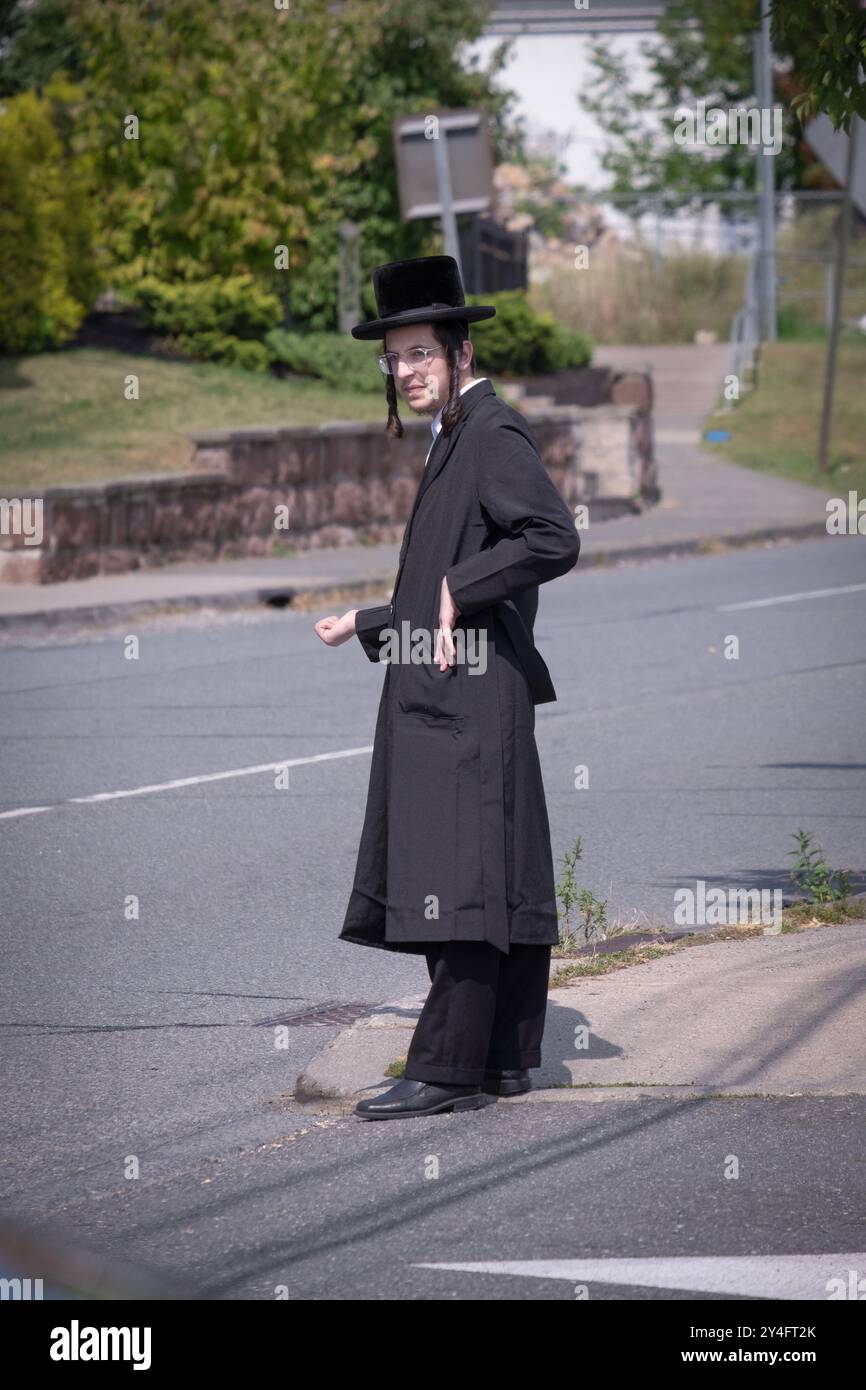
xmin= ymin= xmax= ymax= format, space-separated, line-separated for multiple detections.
xmin=530 ymin=190 xmax=866 ymax=356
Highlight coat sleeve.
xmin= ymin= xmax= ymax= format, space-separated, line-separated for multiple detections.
xmin=354 ymin=602 xmax=393 ymax=662
xmin=443 ymin=422 xmax=580 ymax=616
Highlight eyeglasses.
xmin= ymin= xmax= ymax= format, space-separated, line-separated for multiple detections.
xmin=377 ymin=346 xmax=443 ymax=376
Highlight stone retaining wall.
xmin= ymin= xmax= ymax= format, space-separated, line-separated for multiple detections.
xmin=0 ymin=370 xmax=655 ymax=584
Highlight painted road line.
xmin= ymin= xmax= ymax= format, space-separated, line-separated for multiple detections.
xmin=0 ymin=746 xmax=374 ymax=822
xmin=413 ymin=1252 xmax=866 ymax=1299
xmin=718 ymin=582 xmax=866 ymax=611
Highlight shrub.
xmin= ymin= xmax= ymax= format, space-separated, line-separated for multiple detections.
xmin=0 ymin=81 xmax=101 ymax=354
xmin=466 ymin=289 xmax=593 ymax=374
xmin=265 ymin=328 xmax=384 ymax=392
xmin=123 ymin=273 xmax=283 ymax=371
xmin=549 ymin=323 xmax=595 ymax=369
xmin=168 ymin=331 xmax=272 ymax=372
xmin=264 ymin=294 xmax=593 ymax=389
xmin=132 ymin=274 xmax=282 ymax=339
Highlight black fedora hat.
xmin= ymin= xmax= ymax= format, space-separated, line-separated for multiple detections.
xmin=350 ymin=254 xmax=496 ymax=340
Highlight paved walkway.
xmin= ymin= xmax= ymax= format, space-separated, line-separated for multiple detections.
xmin=298 ymin=917 xmax=866 ymax=1109
xmin=0 ymin=345 xmax=830 ymax=632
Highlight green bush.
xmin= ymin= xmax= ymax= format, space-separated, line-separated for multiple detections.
xmin=133 ymin=274 xmax=282 ymax=340
xmin=466 ymin=290 xmax=593 ymax=374
xmin=549 ymin=324 xmax=595 ymax=369
xmin=125 ymin=273 xmax=283 ymax=371
xmin=265 ymin=328 xmax=384 ymax=392
xmin=0 ymin=80 xmax=101 ymax=354
xmin=264 ymin=296 xmax=593 ymax=390
xmin=168 ymin=331 xmax=272 ymax=372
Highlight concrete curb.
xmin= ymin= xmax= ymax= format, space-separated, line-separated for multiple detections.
xmin=0 ymin=575 xmax=394 ymax=637
xmin=294 ymin=993 xmax=427 ymax=1112
xmin=292 ymin=948 xmax=680 ymax=1110
xmin=0 ymin=520 xmax=830 ymax=637
xmin=573 ymin=520 xmax=829 ymax=568
xmin=294 ymin=901 xmax=866 ymax=1112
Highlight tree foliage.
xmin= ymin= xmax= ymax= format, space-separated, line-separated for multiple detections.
xmin=580 ymin=0 xmax=820 ymax=206
xmin=770 ymin=0 xmax=866 ymax=132
xmin=0 ymin=0 xmax=522 ymax=353
xmin=0 ymin=0 xmax=85 ymax=97
xmin=0 ymin=76 xmax=101 ymax=352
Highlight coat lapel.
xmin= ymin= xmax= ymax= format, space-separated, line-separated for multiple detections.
xmin=391 ymin=380 xmax=495 ymax=607
xmin=417 ymin=378 xmax=494 ymax=504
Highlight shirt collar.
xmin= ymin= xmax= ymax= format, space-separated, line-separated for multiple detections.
xmin=430 ymin=377 xmax=487 ymax=444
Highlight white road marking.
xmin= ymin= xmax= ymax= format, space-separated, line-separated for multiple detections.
xmin=718 ymin=582 xmax=866 ymax=611
xmin=0 ymin=745 xmax=374 ymax=822
xmin=412 ymin=1253 xmax=866 ymax=1299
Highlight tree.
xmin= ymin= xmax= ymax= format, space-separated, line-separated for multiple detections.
xmin=770 ymin=0 xmax=866 ymax=133
xmin=580 ymin=0 xmax=813 ymax=207
xmin=0 ymin=76 xmax=100 ymax=352
xmin=0 ymin=0 xmax=84 ymax=97
xmin=769 ymin=0 xmax=866 ymax=472
xmin=3 ymin=0 xmax=525 ymax=355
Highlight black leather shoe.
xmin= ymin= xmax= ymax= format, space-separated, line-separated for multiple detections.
xmin=355 ymin=1078 xmax=488 ymax=1119
xmin=482 ymin=1068 xmax=531 ymax=1096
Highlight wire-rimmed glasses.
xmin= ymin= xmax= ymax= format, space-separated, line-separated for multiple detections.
xmin=377 ymin=346 xmax=442 ymax=376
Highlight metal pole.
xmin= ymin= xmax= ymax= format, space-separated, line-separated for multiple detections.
xmin=751 ymin=31 xmax=765 ymax=337
xmin=817 ymin=119 xmax=858 ymax=473
xmin=755 ymin=3 xmax=777 ymax=340
xmin=337 ymin=220 xmax=361 ymax=335
xmin=432 ymin=128 xmax=463 ymax=278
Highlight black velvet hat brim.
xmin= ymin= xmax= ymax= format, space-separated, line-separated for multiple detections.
xmin=350 ymin=303 xmax=496 ymax=341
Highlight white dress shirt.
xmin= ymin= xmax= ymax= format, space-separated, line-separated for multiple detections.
xmin=424 ymin=377 xmax=487 ymax=465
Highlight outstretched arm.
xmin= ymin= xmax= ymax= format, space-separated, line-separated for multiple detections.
xmin=314 ymin=608 xmax=358 ymax=647
xmin=352 ymin=602 xmax=394 ymax=662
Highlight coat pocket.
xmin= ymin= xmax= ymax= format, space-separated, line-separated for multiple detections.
xmin=387 ymin=710 xmax=480 ymax=924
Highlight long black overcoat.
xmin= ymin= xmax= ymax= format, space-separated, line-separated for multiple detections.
xmin=339 ymin=378 xmax=580 ymax=956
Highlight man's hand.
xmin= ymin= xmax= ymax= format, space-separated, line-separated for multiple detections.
xmin=435 ymin=576 xmax=461 ymax=671
xmin=314 ymin=609 xmax=358 ymax=647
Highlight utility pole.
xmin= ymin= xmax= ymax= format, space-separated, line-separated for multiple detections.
xmin=817 ymin=118 xmax=858 ymax=473
xmin=754 ymin=2 xmax=777 ymax=341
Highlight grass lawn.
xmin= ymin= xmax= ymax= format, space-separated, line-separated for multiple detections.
xmin=0 ymin=347 xmax=392 ymax=490
xmin=703 ymin=336 xmax=866 ymax=496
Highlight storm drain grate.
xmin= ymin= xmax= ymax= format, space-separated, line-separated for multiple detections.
xmin=254 ymin=1001 xmax=371 ymax=1028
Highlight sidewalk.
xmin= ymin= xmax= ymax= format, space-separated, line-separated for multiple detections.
xmin=296 ymin=915 xmax=866 ymax=1112
xmin=0 ymin=345 xmax=830 ymax=634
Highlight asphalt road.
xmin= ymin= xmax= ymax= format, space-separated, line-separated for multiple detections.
xmin=1 ymin=533 xmax=864 ymax=1299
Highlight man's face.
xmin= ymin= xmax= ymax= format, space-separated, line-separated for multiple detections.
xmin=383 ymin=322 xmax=472 ymax=415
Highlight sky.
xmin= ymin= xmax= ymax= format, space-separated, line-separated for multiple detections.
xmin=466 ymin=30 xmax=658 ymax=191
xmin=463 ymin=29 xmax=752 ymax=257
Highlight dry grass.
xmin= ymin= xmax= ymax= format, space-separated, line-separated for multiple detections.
xmin=531 ymin=246 xmax=747 ymax=344
xmin=550 ymin=897 xmax=863 ymax=987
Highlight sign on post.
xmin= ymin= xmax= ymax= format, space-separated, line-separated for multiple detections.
xmin=393 ymin=110 xmax=494 ymax=280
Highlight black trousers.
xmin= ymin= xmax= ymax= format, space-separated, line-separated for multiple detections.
xmin=402 ymin=940 xmax=551 ymax=1086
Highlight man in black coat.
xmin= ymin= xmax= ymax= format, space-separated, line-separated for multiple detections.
xmin=315 ymin=256 xmax=580 ymax=1118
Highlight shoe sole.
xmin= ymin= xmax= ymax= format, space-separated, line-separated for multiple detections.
xmin=355 ymin=1092 xmax=489 ymax=1119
